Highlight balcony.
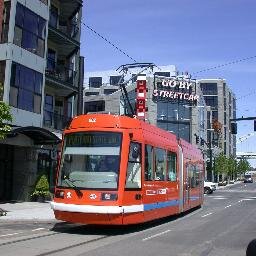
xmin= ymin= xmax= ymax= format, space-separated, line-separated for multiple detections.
xmin=45 ymin=59 xmax=78 ymax=97
xmin=59 ymin=0 xmax=83 ymax=21
xmin=48 ymin=1 xmax=82 ymax=57
xmin=43 ymin=110 xmax=72 ymax=131
xmin=48 ymin=26 xmax=80 ymax=57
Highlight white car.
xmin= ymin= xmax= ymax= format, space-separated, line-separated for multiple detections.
xmin=204 ymin=181 xmax=217 ymax=194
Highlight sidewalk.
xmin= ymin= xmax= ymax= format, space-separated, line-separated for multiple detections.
xmin=0 ymin=201 xmax=55 ymax=222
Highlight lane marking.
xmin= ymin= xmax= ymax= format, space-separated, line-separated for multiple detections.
xmin=242 ymin=198 xmax=255 ymax=201
xmin=0 ymin=232 xmax=21 ymax=237
xmin=142 ymin=230 xmax=171 ymax=241
xmin=32 ymin=228 xmax=45 ymax=232
xmin=201 ymin=212 xmax=213 ymax=218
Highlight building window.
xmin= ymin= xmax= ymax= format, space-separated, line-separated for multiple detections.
xmin=84 ymin=101 xmax=105 ymax=113
xmin=84 ymin=91 xmax=99 ymax=96
xmin=9 ymin=62 xmax=42 ymax=113
xmin=200 ymin=83 xmax=217 ymax=95
xmin=89 ymin=77 xmax=102 ymax=88
xmin=223 ymin=83 xmax=226 ymax=96
xmin=49 ymin=5 xmax=58 ymax=28
xmin=154 ymin=72 xmax=170 ymax=77
xmin=110 ymin=76 xmax=123 ymax=85
xmin=204 ymin=96 xmax=218 ymax=108
xmin=44 ymin=94 xmax=54 ymax=126
xmin=14 ymin=3 xmax=46 ymax=57
xmin=104 ymin=89 xmax=118 ymax=95
xmin=0 ymin=61 xmax=5 ymax=101
xmin=46 ymin=48 xmax=56 ymax=71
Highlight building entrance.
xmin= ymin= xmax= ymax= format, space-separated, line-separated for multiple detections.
xmin=0 ymin=144 xmax=14 ymax=201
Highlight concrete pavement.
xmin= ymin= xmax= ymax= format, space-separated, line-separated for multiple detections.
xmin=0 ymin=201 xmax=55 ymax=221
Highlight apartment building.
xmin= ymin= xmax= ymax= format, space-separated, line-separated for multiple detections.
xmin=198 ymin=79 xmax=236 ymax=156
xmin=84 ymin=66 xmax=207 ymax=146
xmin=0 ymin=0 xmax=83 ymax=201
xmin=198 ymin=79 xmax=236 ymax=180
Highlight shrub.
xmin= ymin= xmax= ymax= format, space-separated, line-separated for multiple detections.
xmin=31 ymin=175 xmax=50 ymax=198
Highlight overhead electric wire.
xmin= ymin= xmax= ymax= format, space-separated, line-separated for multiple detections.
xmin=236 ymin=90 xmax=256 ymax=100
xmin=82 ymin=18 xmax=256 ymax=99
xmin=82 ymin=21 xmax=137 ymax=63
xmin=192 ymin=55 xmax=256 ymax=75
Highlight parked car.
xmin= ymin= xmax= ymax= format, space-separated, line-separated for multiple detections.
xmin=218 ymin=180 xmax=227 ymax=186
xmin=204 ymin=181 xmax=217 ymax=194
xmin=244 ymin=174 xmax=253 ymax=183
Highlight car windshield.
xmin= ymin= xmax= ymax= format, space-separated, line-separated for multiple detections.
xmin=57 ymin=132 xmax=122 ymax=190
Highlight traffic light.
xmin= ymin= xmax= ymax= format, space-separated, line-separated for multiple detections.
xmin=230 ymin=122 xmax=237 ymax=134
xmin=196 ymin=135 xmax=199 ymax=144
xmin=254 ymin=120 xmax=256 ymax=131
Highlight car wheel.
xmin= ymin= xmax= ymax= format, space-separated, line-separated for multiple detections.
xmin=204 ymin=187 xmax=212 ymax=194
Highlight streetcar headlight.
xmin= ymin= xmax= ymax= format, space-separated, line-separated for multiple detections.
xmin=55 ymin=190 xmax=65 ymax=198
xmin=101 ymin=193 xmax=118 ymax=201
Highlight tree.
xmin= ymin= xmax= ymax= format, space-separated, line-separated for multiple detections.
xmin=0 ymin=101 xmax=12 ymax=139
xmin=227 ymin=156 xmax=237 ymax=180
xmin=215 ymin=152 xmax=228 ymax=180
xmin=237 ymin=158 xmax=251 ymax=176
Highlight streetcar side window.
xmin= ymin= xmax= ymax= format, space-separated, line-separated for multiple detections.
xmin=145 ymin=144 xmax=154 ymax=181
xmin=187 ymin=163 xmax=200 ymax=188
xmin=154 ymin=148 xmax=166 ymax=181
xmin=125 ymin=142 xmax=142 ymax=189
xmin=167 ymin=151 xmax=177 ymax=181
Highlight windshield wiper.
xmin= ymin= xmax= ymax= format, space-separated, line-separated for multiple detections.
xmin=63 ymin=176 xmax=83 ymax=197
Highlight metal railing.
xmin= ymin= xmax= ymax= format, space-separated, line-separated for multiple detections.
xmin=45 ymin=59 xmax=76 ymax=86
xmin=39 ymin=0 xmax=48 ymax=5
xmin=49 ymin=14 xmax=80 ymax=40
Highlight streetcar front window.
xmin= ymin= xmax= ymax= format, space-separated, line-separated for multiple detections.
xmin=57 ymin=132 xmax=122 ymax=189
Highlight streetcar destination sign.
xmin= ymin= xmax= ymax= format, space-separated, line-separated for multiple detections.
xmin=153 ymin=76 xmax=199 ymax=102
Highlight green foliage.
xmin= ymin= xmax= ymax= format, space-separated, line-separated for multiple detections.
xmin=215 ymin=153 xmax=239 ymax=180
xmin=31 ymin=175 xmax=50 ymax=198
xmin=0 ymin=101 xmax=12 ymax=140
xmin=237 ymin=159 xmax=251 ymax=175
xmin=215 ymin=153 xmax=228 ymax=175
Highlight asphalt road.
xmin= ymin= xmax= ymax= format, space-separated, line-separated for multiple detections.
xmin=1 ymin=182 xmax=256 ymax=256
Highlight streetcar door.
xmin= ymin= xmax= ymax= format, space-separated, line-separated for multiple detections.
xmin=123 ymin=142 xmax=143 ymax=224
xmin=183 ymin=162 xmax=190 ymax=210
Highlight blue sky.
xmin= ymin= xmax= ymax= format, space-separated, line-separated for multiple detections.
xmin=81 ymin=0 xmax=256 ymax=166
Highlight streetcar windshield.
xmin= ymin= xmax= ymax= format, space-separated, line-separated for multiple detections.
xmin=57 ymin=132 xmax=122 ymax=189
